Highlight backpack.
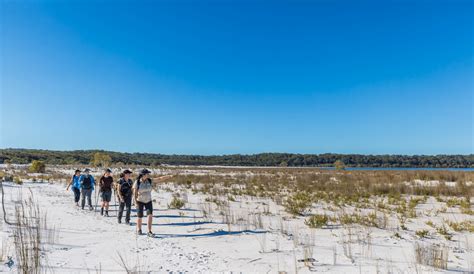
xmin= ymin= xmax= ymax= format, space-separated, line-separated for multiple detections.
xmin=82 ymin=176 xmax=92 ymax=189
xmin=120 ymin=179 xmax=132 ymax=197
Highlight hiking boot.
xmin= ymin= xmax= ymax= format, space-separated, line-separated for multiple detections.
xmin=125 ymin=220 xmax=130 ymax=225
xmin=118 ymin=219 xmax=122 ymax=224
xmin=75 ymin=202 xmax=79 ymax=207
xmin=137 ymin=230 xmax=142 ymax=235
xmin=105 ymin=211 xmax=109 ymax=217
xmin=147 ymin=231 xmax=154 ymax=237
xmin=89 ymin=206 xmax=94 ymax=211
xmin=100 ymin=208 xmax=104 ymax=216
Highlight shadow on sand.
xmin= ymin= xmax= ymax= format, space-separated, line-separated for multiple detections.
xmin=152 ymin=229 xmax=267 ymax=238
xmin=128 ymin=220 xmax=215 ymax=227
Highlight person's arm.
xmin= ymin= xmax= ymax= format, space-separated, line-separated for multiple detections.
xmin=155 ymin=175 xmax=173 ymax=182
xmin=132 ymin=181 xmax=138 ymax=204
xmin=66 ymin=176 xmax=74 ymax=190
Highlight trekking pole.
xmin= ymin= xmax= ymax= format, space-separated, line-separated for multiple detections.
xmin=112 ymin=189 xmax=117 ymax=217
xmin=94 ymin=189 xmax=99 ymax=214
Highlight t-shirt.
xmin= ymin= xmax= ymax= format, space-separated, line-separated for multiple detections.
xmin=72 ymin=175 xmax=81 ymax=189
xmin=133 ymin=179 xmax=152 ymax=203
xmin=118 ymin=178 xmax=133 ymax=197
xmin=100 ymin=176 xmax=114 ymax=192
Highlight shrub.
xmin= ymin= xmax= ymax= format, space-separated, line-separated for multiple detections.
xmin=334 ymin=160 xmax=345 ymax=170
xmin=29 ymin=160 xmax=46 ymax=173
xmin=284 ymin=192 xmax=312 ymax=216
xmin=416 ymin=229 xmax=429 ymax=238
xmin=339 ymin=213 xmax=356 ymax=225
xmin=168 ymin=196 xmax=185 ymax=209
xmin=447 ymin=220 xmax=474 ymax=232
xmin=91 ymin=152 xmax=112 ymax=167
xmin=14 ymin=177 xmax=23 ymax=185
xmin=305 ymin=214 xmax=329 ymax=228
xmin=425 ymin=221 xmax=435 ymax=228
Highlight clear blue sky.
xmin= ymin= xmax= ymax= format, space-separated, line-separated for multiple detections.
xmin=1 ymin=0 xmax=473 ymax=155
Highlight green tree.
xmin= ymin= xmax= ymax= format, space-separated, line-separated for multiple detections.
xmin=29 ymin=160 xmax=46 ymax=173
xmin=92 ymin=152 xmax=112 ymax=167
xmin=334 ymin=160 xmax=345 ymax=170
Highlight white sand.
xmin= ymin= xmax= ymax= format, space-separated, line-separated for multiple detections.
xmin=1 ymin=180 xmax=473 ymax=273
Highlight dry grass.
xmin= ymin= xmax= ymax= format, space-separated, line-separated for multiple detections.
xmin=12 ymin=190 xmax=50 ymax=274
xmin=414 ymin=242 xmax=448 ymax=270
xmin=172 ymin=169 xmax=473 ymax=202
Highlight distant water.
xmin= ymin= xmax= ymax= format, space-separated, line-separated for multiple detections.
xmin=321 ymin=167 xmax=474 ymax=172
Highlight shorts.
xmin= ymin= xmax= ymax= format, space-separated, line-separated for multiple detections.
xmin=101 ymin=190 xmax=112 ymax=202
xmin=136 ymin=201 xmax=153 ymax=217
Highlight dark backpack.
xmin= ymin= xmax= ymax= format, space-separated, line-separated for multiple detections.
xmin=120 ymin=179 xmax=132 ymax=197
xmin=82 ymin=176 xmax=92 ymax=189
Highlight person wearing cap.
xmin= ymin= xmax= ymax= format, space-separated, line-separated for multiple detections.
xmin=99 ymin=168 xmax=114 ymax=216
xmin=133 ymin=169 xmax=154 ymax=236
xmin=133 ymin=169 xmax=174 ymax=236
xmin=78 ymin=168 xmax=96 ymax=210
xmin=117 ymin=169 xmax=133 ymax=224
xmin=66 ymin=169 xmax=82 ymax=206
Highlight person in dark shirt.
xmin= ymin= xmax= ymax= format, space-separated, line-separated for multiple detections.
xmin=99 ymin=168 xmax=114 ymax=216
xmin=117 ymin=169 xmax=133 ymax=224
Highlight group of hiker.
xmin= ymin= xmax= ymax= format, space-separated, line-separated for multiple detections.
xmin=66 ymin=168 xmax=171 ymax=237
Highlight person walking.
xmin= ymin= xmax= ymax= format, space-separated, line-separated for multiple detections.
xmin=66 ymin=169 xmax=81 ymax=206
xmin=99 ymin=168 xmax=114 ymax=216
xmin=132 ymin=169 xmax=173 ymax=236
xmin=79 ymin=168 xmax=95 ymax=210
xmin=133 ymin=169 xmax=154 ymax=236
xmin=117 ymin=169 xmax=133 ymax=224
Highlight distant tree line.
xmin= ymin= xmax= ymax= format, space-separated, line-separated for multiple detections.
xmin=0 ymin=148 xmax=472 ymax=168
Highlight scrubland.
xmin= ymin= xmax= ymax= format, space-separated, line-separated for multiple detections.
xmin=1 ymin=164 xmax=473 ymax=273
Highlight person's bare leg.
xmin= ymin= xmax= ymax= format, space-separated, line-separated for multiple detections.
xmin=147 ymin=214 xmax=152 ymax=233
xmin=137 ymin=218 xmax=142 ymax=233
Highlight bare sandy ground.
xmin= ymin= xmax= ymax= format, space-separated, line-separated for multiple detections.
xmin=1 ymin=180 xmax=473 ymax=273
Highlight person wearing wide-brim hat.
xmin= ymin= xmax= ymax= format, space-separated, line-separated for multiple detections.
xmin=117 ymin=169 xmax=133 ymax=224
xmin=66 ymin=169 xmax=82 ymax=206
xmin=78 ymin=168 xmax=96 ymax=210
xmin=132 ymin=169 xmax=173 ymax=236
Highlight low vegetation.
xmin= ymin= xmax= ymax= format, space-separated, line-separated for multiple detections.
xmin=168 ymin=196 xmax=186 ymax=209
xmin=284 ymin=192 xmax=312 ymax=216
xmin=305 ymin=214 xmax=329 ymax=228
xmin=414 ymin=243 xmax=448 ymax=270
xmin=2 ymin=164 xmax=473 ymax=272
xmin=28 ymin=160 xmax=46 ymax=173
